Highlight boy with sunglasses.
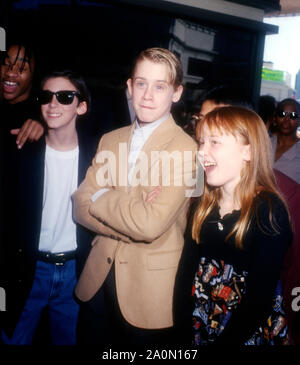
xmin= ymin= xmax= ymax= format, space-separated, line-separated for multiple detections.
xmin=1 ymin=70 xmax=98 ymax=345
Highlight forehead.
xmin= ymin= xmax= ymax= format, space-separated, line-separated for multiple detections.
xmin=5 ymin=45 xmax=35 ymax=71
xmin=6 ymin=45 xmax=29 ymax=62
xmin=201 ymin=122 xmax=224 ymax=135
xmin=280 ymin=101 xmax=298 ymax=111
xmin=43 ymin=77 xmax=76 ymax=91
xmin=200 ymin=121 xmax=239 ymax=140
xmin=133 ymin=58 xmax=171 ymax=83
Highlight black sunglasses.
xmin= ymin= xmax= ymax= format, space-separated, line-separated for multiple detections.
xmin=37 ymin=90 xmax=81 ymax=105
xmin=277 ymin=110 xmax=299 ymax=120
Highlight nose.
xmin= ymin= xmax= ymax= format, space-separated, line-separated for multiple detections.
xmin=49 ymin=93 xmax=59 ymax=107
xmin=5 ymin=64 xmax=19 ymax=77
xmin=143 ymin=85 xmax=153 ymax=100
xmin=199 ymin=141 xmax=209 ymax=154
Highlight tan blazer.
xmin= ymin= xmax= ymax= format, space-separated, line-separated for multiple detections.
xmin=73 ymin=115 xmax=198 ymax=329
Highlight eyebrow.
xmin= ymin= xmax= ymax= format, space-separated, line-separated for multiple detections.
xmin=6 ymin=55 xmax=29 ymax=64
xmin=198 ymin=134 xmax=221 ymax=139
xmin=134 ymin=77 xmax=168 ymax=83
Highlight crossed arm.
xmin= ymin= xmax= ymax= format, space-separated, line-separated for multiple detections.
xmin=73 ymin=137 xmax=198 ymax=243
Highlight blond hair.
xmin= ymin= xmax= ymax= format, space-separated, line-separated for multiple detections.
xmin=131 ymin=47 xmax=183 ymax=89
xmin=192 ymin=106 xmax=288 ymax=248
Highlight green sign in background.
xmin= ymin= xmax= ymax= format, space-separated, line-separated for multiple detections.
xmin=262 ymin=68 xmax=284 ymax=83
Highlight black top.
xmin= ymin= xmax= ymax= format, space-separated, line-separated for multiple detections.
xmin=0 ymin=97 xmax=40 ymax=195
xmin=0 ymin=97 xmax=40 ymax=128
xmin=0 ymin=98 xmax=40 ymax=234
xmin=0 ymin=97 xmax=40 ymax=280
xmin=173 ymin=192 xmax=293 ymax=345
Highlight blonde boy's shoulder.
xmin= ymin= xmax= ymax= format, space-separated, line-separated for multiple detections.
xmin=171 ymin=122 xmax=198 ymax=151
xmin=102 ymin=124 xmax=132 ymax=140
xmin=96 ymin=124 xmax=132 ymax=149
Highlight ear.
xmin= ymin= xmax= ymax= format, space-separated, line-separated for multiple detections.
xmin=242 ymin=144 xmax=251 ymax=162
xmin=127 ymin=78 xmax=133 ymax=96
xmin=77 ymin=101 xmax=88 ymax=116
xmin=172 ymin=85 xmax=183 ymax=103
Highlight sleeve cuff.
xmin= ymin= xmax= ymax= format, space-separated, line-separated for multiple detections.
xmin=90 ymin=188 xmax=110 ymax=202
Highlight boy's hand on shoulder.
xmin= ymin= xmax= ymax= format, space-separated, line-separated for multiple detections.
xmin=10 ymin=118 xmax=44 ymax=149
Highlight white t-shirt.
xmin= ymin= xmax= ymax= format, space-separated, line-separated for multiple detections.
xmin=38 ymin=144 xmax=79 ymax=253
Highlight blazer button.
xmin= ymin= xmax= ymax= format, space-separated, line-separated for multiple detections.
xmin=107 ymin=257 xmax=112 ymax=264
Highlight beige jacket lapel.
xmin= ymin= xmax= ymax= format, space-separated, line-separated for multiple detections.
xmin=113 ymin=122 xmax=136 ymax=192
xmin=129 ymin=115 xmax=177 ymax=187
xmin=142 ymin=115 xmax=176 ymax=153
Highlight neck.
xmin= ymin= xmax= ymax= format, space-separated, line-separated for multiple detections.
xmin=8 ymin=88 xmax=32 ymax=105
xmin=277 ymin=133 xmax=298 ymax=146
xmin=137 ymin=113 xmax=169 ymax=128
xmin=219 ymin=184 xmax=240 ymax=218
xmin=137 ymin=121 xmax=150 ymax=128
xmin=46 ymin=128 xmax=78 ymax=151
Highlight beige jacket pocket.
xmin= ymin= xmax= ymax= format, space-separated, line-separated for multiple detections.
xmin=146 ymin=249 xmax=182 ymax=270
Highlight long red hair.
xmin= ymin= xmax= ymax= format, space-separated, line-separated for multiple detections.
xmin=192 ymin=106 xmax=288 ymax=248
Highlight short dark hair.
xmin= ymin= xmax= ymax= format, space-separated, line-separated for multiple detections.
xmin=1 ymin=43 xmax=34 ymax=71
xmin=40 ymin=70 xmax=91 ymax=119
xmin=258 ymin=95 xmax=277 ymax=124
xmin=198 ymin=85 xmax=254 ymax=110
xmin=277 ymin=98 xmax=300 ymax=114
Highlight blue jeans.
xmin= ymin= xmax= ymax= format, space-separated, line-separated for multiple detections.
xmin=2 ymin=259 xmax=79 ymax=345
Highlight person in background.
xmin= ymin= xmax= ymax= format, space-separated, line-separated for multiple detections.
xmin=1 ymin=70 xmax=97 ymax=345
xmin=182 ymin=103 xmax=201 ymax=140
xmin=183 ymin=85 xmax=253 ymax=140
xmin=0 ymin=40 xmax=44 ymax=148
xmin=258 ymin=95 xmax=277 ymax=135
xmin=270 ymin=98 xmax=300 ymax=184
xmin=0 ymin=41 xmax=43 ymax=334
xmin=275 ymin=169 xmax=300 ymax=344
xmin=174 ymin=106 xmax=292 ymax=345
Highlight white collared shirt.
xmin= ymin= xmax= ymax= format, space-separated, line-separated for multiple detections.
xmin=91 ymin=114 xmax=169 ymax=201
xmin=128 ymin=114 xmax=169 ymax=185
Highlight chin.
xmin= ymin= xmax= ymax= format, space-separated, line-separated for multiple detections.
xmin=3 ymin=93 xmax=16 ymax=100
xmin=136 ymin=110 xmax=160 ymax=123
xmin=206 ymin=178 xmax=222 ymax=188
xmin=137 ymin=116 xmax=157 ymax=124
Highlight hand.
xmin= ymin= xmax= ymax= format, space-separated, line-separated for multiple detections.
xmin=146 ymin=185 xmax=162 ymax=203
xmin=10 ymin=119 xmax=44 ymax=149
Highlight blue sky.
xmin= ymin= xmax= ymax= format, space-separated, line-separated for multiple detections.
xmin=264 ymin=16 xmax=300 ymax=88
